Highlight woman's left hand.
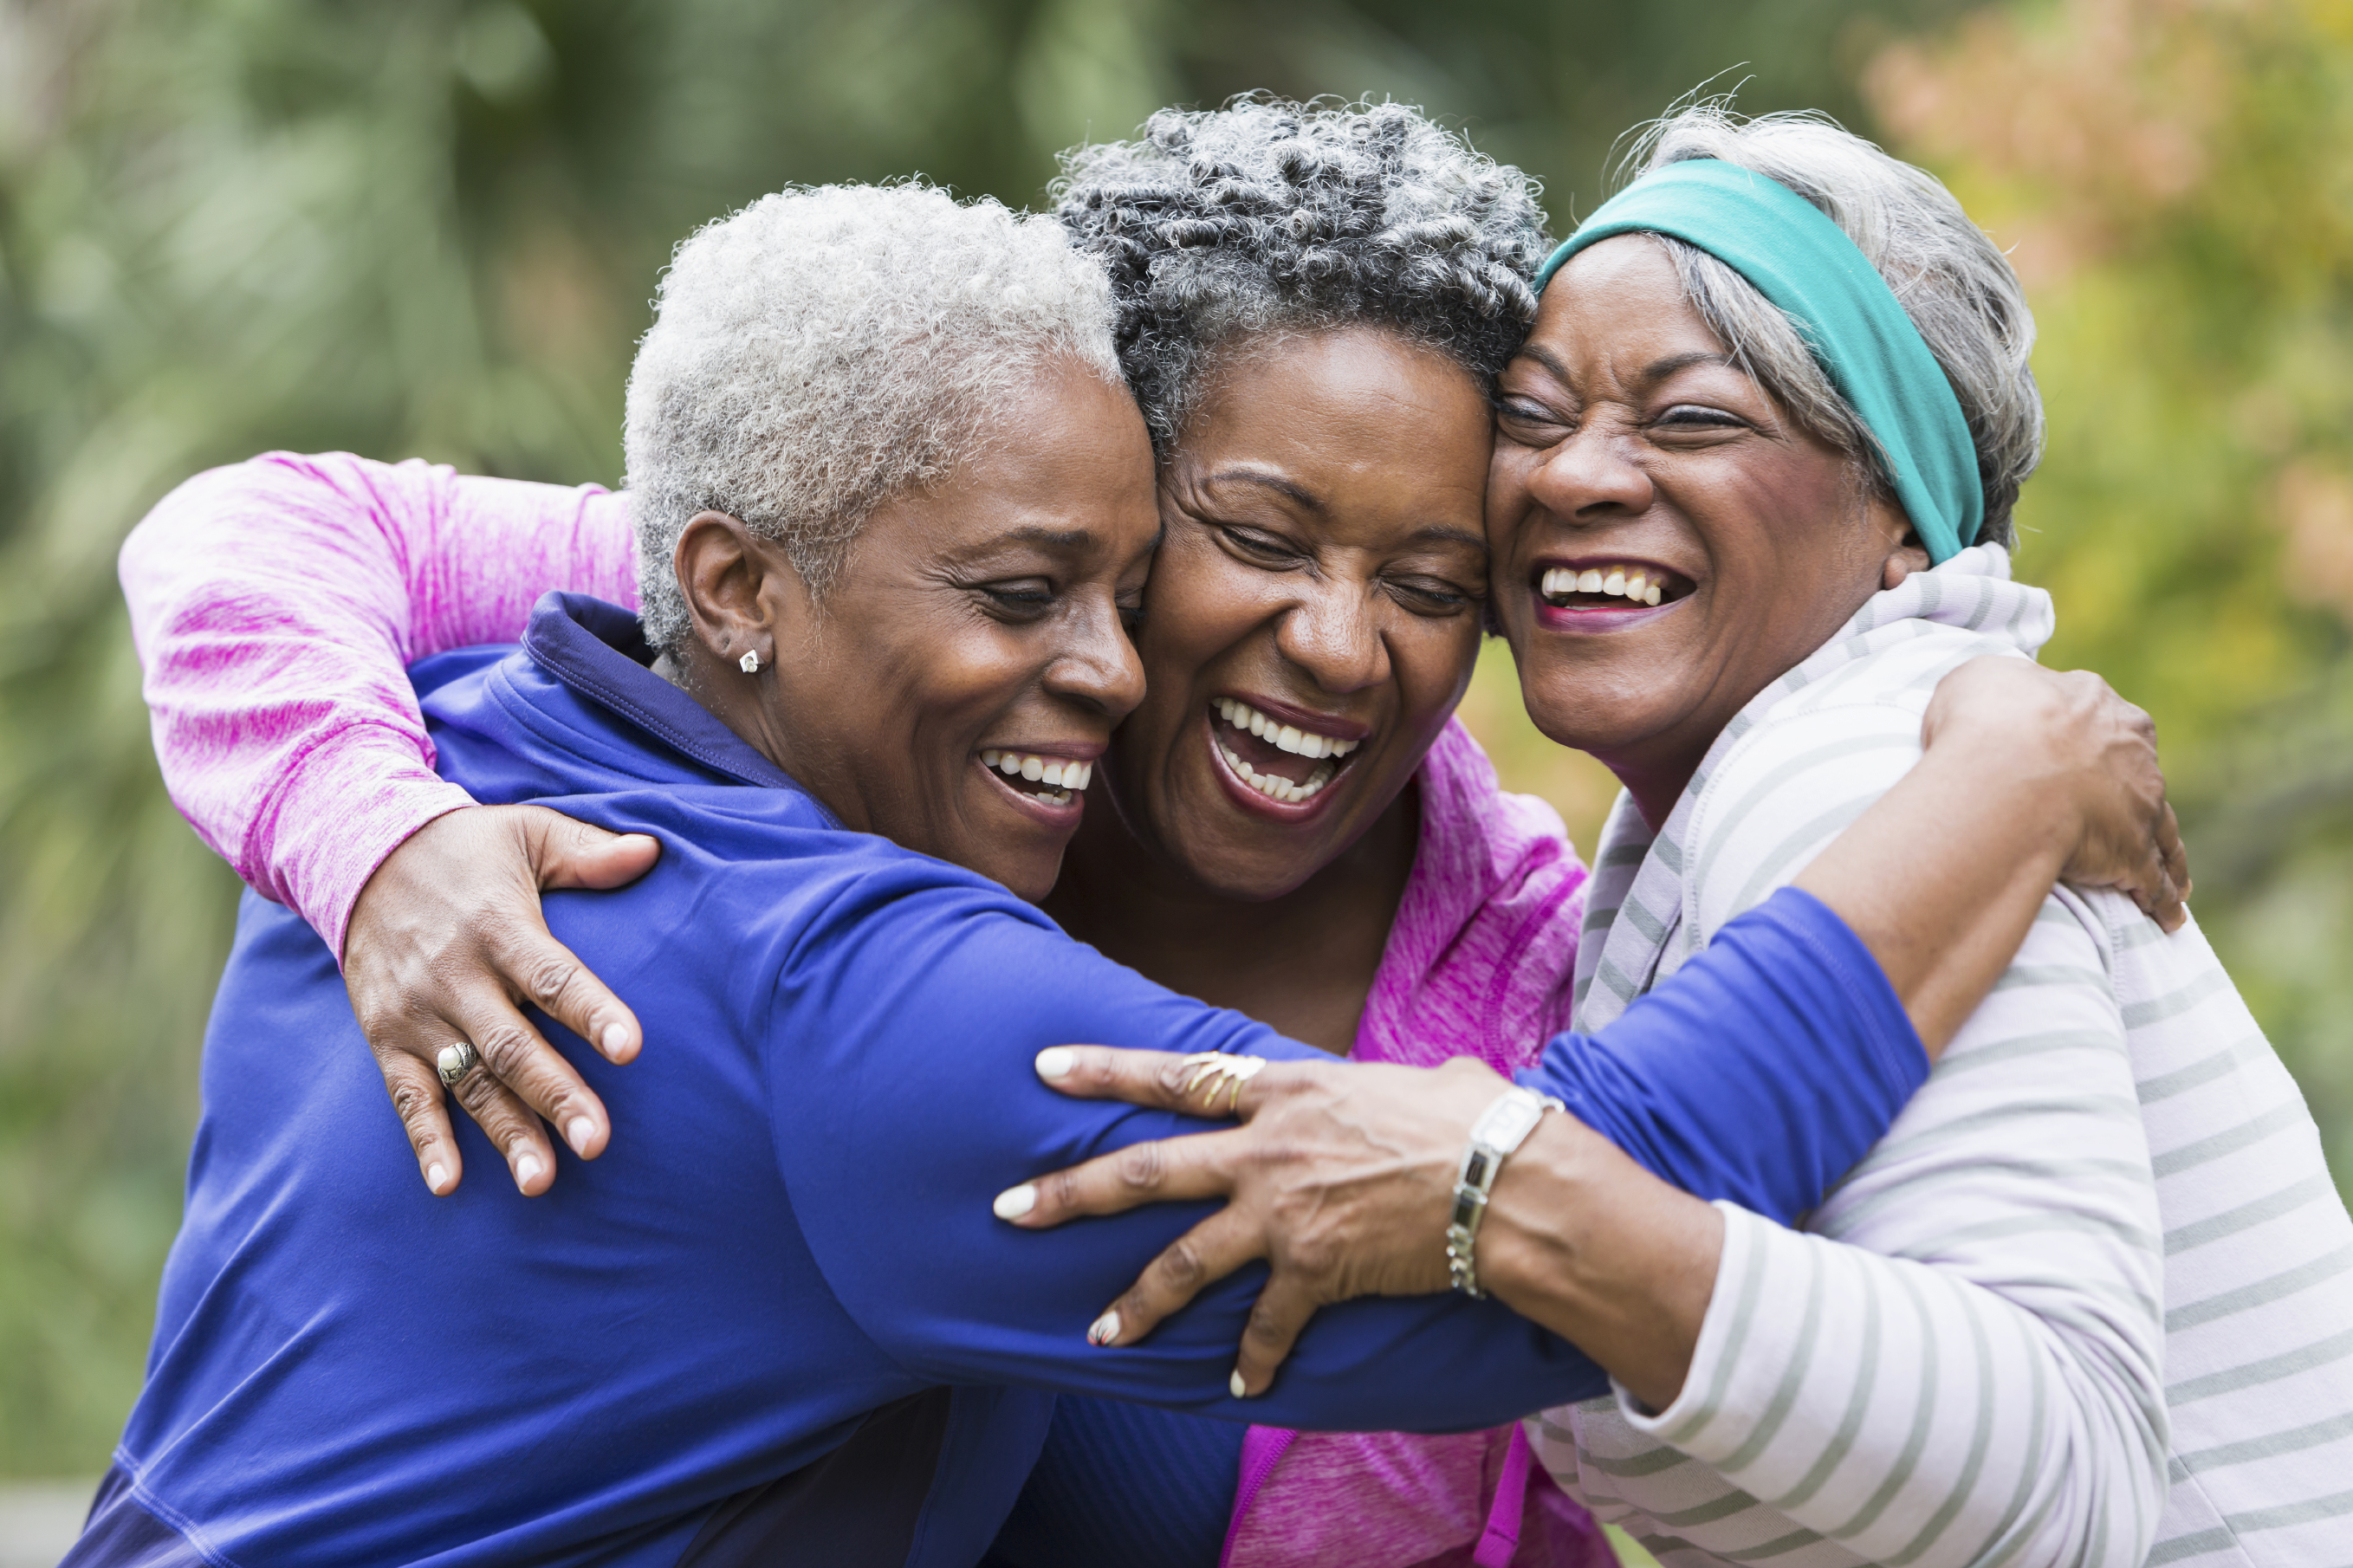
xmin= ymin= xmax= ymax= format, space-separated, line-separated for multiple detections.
xmin=992 ymin=1046 xmax=1507 ymax=1395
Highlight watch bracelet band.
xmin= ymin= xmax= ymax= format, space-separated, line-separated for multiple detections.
xmin=1444 ymin=1085 xmax=1565 ymax=1298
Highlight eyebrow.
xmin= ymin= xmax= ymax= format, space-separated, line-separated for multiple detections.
xmin=1404 ymin=524 xmax=1488 ymax=552
xmin=1202 ymin=467 xmax=1321 ymax=511
xmin=1637 ymin=350 xmax=1739 ymax=386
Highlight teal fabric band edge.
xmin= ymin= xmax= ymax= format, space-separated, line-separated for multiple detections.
xmin=1534 ymin=159 xmax=1983 ymax=562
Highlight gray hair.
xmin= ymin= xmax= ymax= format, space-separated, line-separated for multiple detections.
xmin=1051 ymin=95 xmax=1552 ymax=450
xmin=1621 ymin=107 xmax=2042 ymax=548
xmin=623 ymin=182 xmax=1122 ymax=651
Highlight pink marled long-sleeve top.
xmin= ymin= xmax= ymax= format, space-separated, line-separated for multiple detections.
xmin=122 ymin=452 xmax=638 ymax=959
xmin=119 ymin=451 xmax=1604 ymax=1568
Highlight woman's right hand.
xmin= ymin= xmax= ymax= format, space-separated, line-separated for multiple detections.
xmin=1922 ymin=656 xmax=2189 ymax=930
xmin=343 ymin=805 xmax=661 ymax=1196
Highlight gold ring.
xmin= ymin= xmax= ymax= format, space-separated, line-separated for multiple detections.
xmin=1177 ymin=1052 xmax=1267 ymax=1116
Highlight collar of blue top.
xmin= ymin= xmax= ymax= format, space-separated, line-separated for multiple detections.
xmin=1536 ymin=157 xmax=1985 ymax=564
xmin=524 ymin=591 xmax=815 ymax=800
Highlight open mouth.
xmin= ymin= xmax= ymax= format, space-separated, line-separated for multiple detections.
xmin=978 ymin=748 xmax=1094 ymax=810
xmin=1534 ymin=561 xmax=1694 ymax=611
xmin=1209 ymin=697 xmax=1364 ymax=807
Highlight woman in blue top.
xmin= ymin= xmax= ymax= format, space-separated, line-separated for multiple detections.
xmin=80 ymin=182 xmax=2175 ymax=1568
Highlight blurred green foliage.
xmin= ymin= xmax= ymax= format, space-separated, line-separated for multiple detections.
xmin=0 ymin=0 xmax=2343 ymax=1479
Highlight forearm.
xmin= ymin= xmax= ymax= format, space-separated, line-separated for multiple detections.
xmin=121 ymin=451 xmax=637 ymax=954
xmin=1792 ymin=738 xmax=2072 ymax=1055
xmin=1477 ymin=1118 xmax=1721 ymax=1411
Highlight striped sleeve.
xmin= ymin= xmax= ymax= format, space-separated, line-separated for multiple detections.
xmin=1540 ymin=698 xmax=2169 ymax=1568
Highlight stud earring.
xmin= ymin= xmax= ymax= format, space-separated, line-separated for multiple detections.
xmin=739 ymin=649 xmax=762 ymax=674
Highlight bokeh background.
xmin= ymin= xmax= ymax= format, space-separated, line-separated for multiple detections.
xmin=3 ymin=0 xmax=2350 ymax=1481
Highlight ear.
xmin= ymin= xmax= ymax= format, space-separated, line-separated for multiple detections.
xmin=672 ymin=511 xmax=806 ymax=671
xmin=1873 ymin=500 xmax=1932 ymax=591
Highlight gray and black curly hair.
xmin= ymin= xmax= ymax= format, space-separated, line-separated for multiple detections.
xmin=1051 ymin=96 xmax=1552 ymax=449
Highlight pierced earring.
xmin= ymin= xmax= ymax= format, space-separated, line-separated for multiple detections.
xmin=739 ymin=649 xmax=762 ymax=674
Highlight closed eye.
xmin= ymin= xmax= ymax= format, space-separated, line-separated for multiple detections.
xmin=1218 ymin=526 xmax=1306 ymax=569
xmin=977 ymin=580 xmax=1056 ymax=619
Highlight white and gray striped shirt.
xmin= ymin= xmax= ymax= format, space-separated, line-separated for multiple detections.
xmin=1537 ymin=546 xmax=2353 ymax=1568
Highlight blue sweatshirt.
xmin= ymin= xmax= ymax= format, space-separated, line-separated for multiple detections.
xmin=75 ymin=594 xmax=1925 ymax=1568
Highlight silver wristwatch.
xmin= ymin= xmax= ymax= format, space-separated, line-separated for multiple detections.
xmin=1445 ymin=1085 xmax=1563 ymax=1298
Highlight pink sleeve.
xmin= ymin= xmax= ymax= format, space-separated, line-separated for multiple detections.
xmin=119 ymin=450 xmax=639 ymax=960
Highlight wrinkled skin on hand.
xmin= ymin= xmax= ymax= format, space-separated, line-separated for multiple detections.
xmin=995 ymin=1046 xmax=1514 ymax=1394
xmin=1927 ymin=657 xmax=2188 ymax=929
xmin=342 ymin=804 xmax=660 ymax=1195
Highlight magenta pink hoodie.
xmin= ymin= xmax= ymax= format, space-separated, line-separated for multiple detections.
xmin=121 ymin=452 xmax=1614 ymax=1568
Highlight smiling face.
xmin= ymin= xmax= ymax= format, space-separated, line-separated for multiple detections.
xmin=677 ymin=357 xmax=1159 ymax=901
xmin=1099 ymin=327 xmax=1494 ymax=901
xmin=1487 ymin=236 xmax=1922 ymax=822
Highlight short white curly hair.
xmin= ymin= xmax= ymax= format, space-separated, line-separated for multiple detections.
xmin=623 ymin=182 xmax=1123 ymax=651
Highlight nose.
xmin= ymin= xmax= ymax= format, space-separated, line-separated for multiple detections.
xmin=1044 ymin=593 xmax=1147 ymax=720
xmin=1273 ymin=575 xmax=1388 ymax=697
xmin=1525 ymin=419 xmax=1654 ymax=523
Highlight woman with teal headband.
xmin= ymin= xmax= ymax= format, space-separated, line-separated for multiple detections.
xmin=1012 ymin=106 xmax=2353 ymax=1567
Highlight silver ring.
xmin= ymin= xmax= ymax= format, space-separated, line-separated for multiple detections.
xmin=436 ymin=1040 xmax=483 ymax=1089
xmin=1176 ymin=1052 xmax=1267 ymax=1116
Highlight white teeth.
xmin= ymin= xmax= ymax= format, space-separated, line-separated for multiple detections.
xmin=980 ymin=751 xmax=1092 ymax=794
xmin=1539 ymin=566 xmax=1674 ymax=607
xmin=1214 ymin=699 xmax=1361 ymax=764
xmin=1216 ymin=742 xmax=1339 ymax=805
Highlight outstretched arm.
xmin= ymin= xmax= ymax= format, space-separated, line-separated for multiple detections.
xmin=121 ymin=451 xmax=648 ymax=1195
xmin=998 ymin=656 xmax=2181 ymax=1407
xmin=751 ymin=857 xmax=1920 ymax=1434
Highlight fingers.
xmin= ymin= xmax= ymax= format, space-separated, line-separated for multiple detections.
xmin=1229 ymin=1275 xmax=1324 ymax=1397
xmin=443 ymin=1048 xmax=561 ymax=1196
xmin=383 ymin=1050 xmax=464 ymax=1195
xmin=453 ymin=994 xmax=614 ymax=1165
xmin=1080 ymin=1205 xmax=1265 ymax=1350
xmin=993 ymin=1126 xmax=1248 ymax=1228
xmin=1032 ymin=1044 xmax=1290 ymax=1120
xmin=515 ymin=810 xmax=653 ymax=1065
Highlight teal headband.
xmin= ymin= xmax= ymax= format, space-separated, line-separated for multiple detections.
xmin=1535 ymin=159 xmax=1983 ymax=563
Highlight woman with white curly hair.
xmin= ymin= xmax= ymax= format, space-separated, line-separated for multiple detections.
xmin=104 ymin=103 xmax=2194 ymax=1568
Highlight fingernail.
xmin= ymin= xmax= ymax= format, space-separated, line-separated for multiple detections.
xmin=515 ymin=1153 xmax=546 ymax=1189
xmin=566 ymin=1117 xmax=596 ymax=1156
xmin=1036 ymin=1046 xmax=1076 ymax=1081
xmin=992 ymin=1183 xmax=1037 ymax=1221
xmin=600 ymin=1024 xmax=630 ymax=1059
xmin=1229 ymin=1369 xmax=1249 ymax=1399
xmin=1087 ymin=1310 xmax=1121 ymax=1346
xmin=426 ymin=1162 xmax=450 ymax=1195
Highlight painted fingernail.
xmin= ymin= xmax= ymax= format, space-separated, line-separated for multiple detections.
xmin=992 ymin=1183 xmax=1038 ymax=1221
xmin=1229 ymin=1369 xmax=1250 ymax=1399
xmin=426 ymin=1162 xmax=450 ymax=1195
xmin=1087 ymin=1310 xmax=1121 ymax=1346
xmin=515 ymin=1153 xmax=546 ymax=1189
xmin=600 ymin=1025 xmax=630 ymax=1059
xmin=1035 ymin=1047 xmax=1076 ymax=1081
xmin=565 ymin=1117 xmax=596 ymax=1156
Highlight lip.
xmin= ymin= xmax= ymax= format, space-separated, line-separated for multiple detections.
xmin=1201 ymin=708 xmax=1351 ymax=825
xmin=1527 ymin=554 xmax=1696 ymax=634
xmin=973 ymin=743 xmax=1097 ymax=829
xmin=1215 ymin=692 xmax=1372 ymax=743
